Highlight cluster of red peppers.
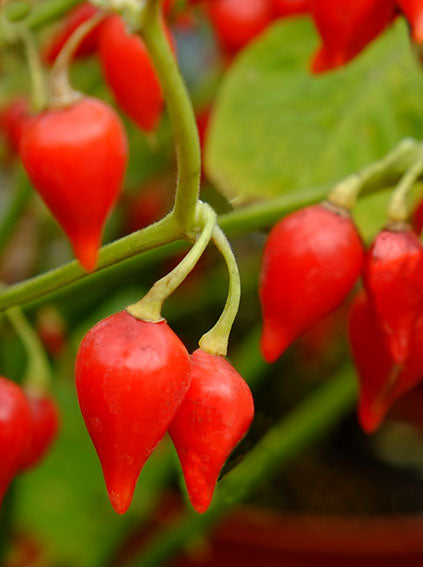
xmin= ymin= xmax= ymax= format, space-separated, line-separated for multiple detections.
xmin=259 ymin=199 xmax=423 ymax=434
xmin=0 ymin=377 xmax=59 ymax=505
xmin=2 ymin=0 xmax=422 ymax=273
xmin=1 ymin=0 xmax=423 ymax=518
xmin=75 ymin=311 xmax=254 ymax=514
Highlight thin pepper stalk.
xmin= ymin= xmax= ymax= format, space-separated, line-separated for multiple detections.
xmin=0 ymin=142 xmax=421 ymax=315
xmin=327 ymin=138 xmax=423 ymax=210
xmin=126 ymin=202 xmax=216 ymax=321
xmin=5 ymin=305 xmax=52 ymax=391
xmin=199 ymin=225 xmax=241 ymax=356
xmin=141 ymin=0 xmax=202 ymax=231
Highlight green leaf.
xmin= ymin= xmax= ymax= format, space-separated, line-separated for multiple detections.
xmin=206 ymin=18 xmax=423 ymax=202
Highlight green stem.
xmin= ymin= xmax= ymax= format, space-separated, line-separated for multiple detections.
xmin=0 ymin=171 xmax=32 ymax=259
xmin=134 ymin=365 xmax=357 ymax=567
xmin=49 ymin=9 xmax=106 ymax=107
xmin=141 ymin=0 xmax=201 ymax=230
xmin=0 ymin=142 xmax=421 ymax=315
xmin=126 ymin=203 xmax=216 ymax=321
xmin=199 ymin=226 xmax=240 ymax=356
xmin=20 ymin=28 xmax=46 ymax=111
xmin=0 ymin=213 xmax=181 ymax=313
xmin=5 ymin=305 xmax=52 ymax=391
xmin=387 ymin=147 xmax=423 ymax=222
xmin=328 ymin=138 xmax=422 ymax=210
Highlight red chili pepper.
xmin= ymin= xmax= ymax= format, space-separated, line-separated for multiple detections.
xmin=43 ymin=2 xmax=105 ymax=65
xmin=19 ymin=97 xmax=127 ymax=271
xmin=348 ymin=290 xmax=423 ymax=433
xmin=259 ymin=203 xmax=364 ymax=363
xmin=0 ymin=377 xmax=31 ymax=504
xmin=397 ymin=0 xmax=423 ymax=43
xmin=20 ymin=392 xmax=60 ymax=471
xmin=272 ymin=0 xmax=309 ymax=18
xmin=205 ymin=0 xmax=274 ymax=56
xmin=98 ymin=15 xmax=173 ymax=132
xmin=75 ymin=310 xmax=191 ymax=514
xmin=363 ymin=228 xmax=423 ymax=365
xmin=169 ymin=349 xmax=254 ymax=513
xmin=309 ymin=0 xmax=397 ymax=73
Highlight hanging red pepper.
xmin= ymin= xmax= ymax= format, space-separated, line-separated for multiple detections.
xmin=169 ymin=349 xmax=254 ymax=513
xmin=259 ymin=203 xmax=364 ymax=363
xmin=0 ymin=377 xmax=31 ymax=504
xmin=20 ymin=392 xmax=60 ymax=471
xmin=75 ymin=310 xmax=191 ymax=514
xmin=20 ymin=97 xmax=127 ymax=271
xmin=348 ymin=290 xmax=423 ymax=433
xmin=98 ymin=15 xmax=173 ymax=132
xmin=309 ymin=0 xmax=397 ymax=73
xmin=363 ymin=227 xmax=423 ymax=365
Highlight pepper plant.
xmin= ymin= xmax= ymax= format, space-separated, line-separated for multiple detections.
xmin=1 ymin=1 xmax=423 ymax=565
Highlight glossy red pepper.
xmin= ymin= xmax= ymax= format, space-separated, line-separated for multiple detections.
xmin=348 ymin=290 xmax=423 ymax=433
xmin=397 ymin=0 xmax=423 ymax=43
xmin=205 ymin=0 xmax=274 ymax=56
xmin=0 ymin=377 xmax=31 ymax=504
xmin=43 ymin=2 xmax=105 ymax=65
xmin=20 ymin=392 xmax=60 ymax=471
xmin=260 ymin=203 xmax=364 ymax=363
xmin=19 ymin=97 xmax=127 ymax=271
xmin=98 ymin=15 xmax=172 ymax=132
xmin=272 ymin=0 xmax=309 ymax=18
xmin=75 ymin=310 xmax=191 ymax=514
xmin=169 ymin=349 xmax=254 ymax=513
xmin=363 ymin=228 xmax=423 ymax=365
xmin=309 ymin=0 xmax=397 ymax=73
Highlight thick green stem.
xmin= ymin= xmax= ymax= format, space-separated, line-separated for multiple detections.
xmin=0 ymin=213 xmax=181 ymax=312
xmin=126 ymin=203 xmax=216 ymax=321
xmin=0 ymin=144 xmax=420 ymax=315
xmin=199 ymin=226 xmax=240 ymax=356
xmin=5 ymin=305 xmax=51 ymax=391
xmin=141 ymin=0 xmax=201 ymax=230
xmin=134 ymin=365 xmax=357 ymax=567
xmin=49 ymin=9 xmax=105 ymax=107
